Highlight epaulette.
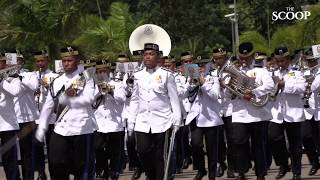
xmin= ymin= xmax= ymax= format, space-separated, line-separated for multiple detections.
xmin=161 ymin=67 xmax=175 ymax=74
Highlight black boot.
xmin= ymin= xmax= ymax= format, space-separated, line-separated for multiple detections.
xmin=276 ymin=165 xmax=290 ymax=179
xmin=131 ymin=167 xmax=143 ymax=180
xmin=193 ymin=170 xmax=207 ymax=180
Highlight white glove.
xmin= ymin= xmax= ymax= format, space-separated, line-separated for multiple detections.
xmin=173 ymin=125 xmax=180 ymax=133
xmin=35 ymin=127 xmax=46 ymax=143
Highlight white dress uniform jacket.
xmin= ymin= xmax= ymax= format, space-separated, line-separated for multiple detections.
xmin=310 ymin=67 xmax=320 ymax=121
xmin=270 ymin=66 xmax=306 ymax=123
xmin=185 ymin=73 xmax=223 ymax=127
xmin=128 ymin=67 xmax=181 ymax=133
xmin=38 ymin=68 xmax=96 ymax=136
xmin=94 ymin=80 xmax=126 ymax=133
xmin=14 ymin=72 xmax=39 ymax=123
xmin=231 ymin=65 xmax=274 ymax=123
xmin=216 ymin=71 xmax=233 ymax=117
xmin=35 ymin=69 xmax=59 ymax=124
xmin=0 ymin=78 xmax=22 ymax=131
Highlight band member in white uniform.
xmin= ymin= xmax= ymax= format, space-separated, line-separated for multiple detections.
xmin=127 ymin=43 xmax=181 ymax=180
xmin=0 ymin=55 xmax=22 ymax=180
xmin=268 ymin=47 xmax=306 ymax=180
xmin=304 ymin=47 xmax=320 ymax=175
xmin=33 ymin=50 xmax=59 ymax=179
xmin=185 ymin=55 xmax=223 ymax=180
xmin=13 ymin=51 xmax=39 ymax=180
xmin=35 ymin=46 xmax=96 ymax=180
xmin=123 ymin=50 xmax=144 ymax=180
xmin=213 ymin=48 xmax=235 ymax=178
xmin=93 ymin=59 xmax=126 ymax=180
xmin=229 ymin=42 xmax=274 ymax=180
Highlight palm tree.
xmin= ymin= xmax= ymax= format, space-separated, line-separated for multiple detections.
xmin=0 ymin=0 xmax=84 ymax=63
xmin=73 ymin=2 xmax=144 ymax=60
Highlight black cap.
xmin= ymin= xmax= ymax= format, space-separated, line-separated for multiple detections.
xmin=144 ymin=43 xmax=159 ymax=52
xmin=117 ymin=54 xmax=130 ymax=62
xmin=254 ymin=52 xmax=267 ymax=61
xmin=239 ymin=42 xmax=254 ymax=57
xmin=60 ymin=46 xmax=79 ymax=58
xmin=132 ymin=50 xmax=143 ymax=56
xmin=176 ymin=61 xmax=182 ymax=67
xmin=0 ymin=53 xmax=6 ymax=61
xmin=304 ymin=47 xmax=316 ymax=60
xmin=181 ymin=51 xmax=193 ymax=61
xmin=34 ymin=50 xmax=48 ymax=60
xmin=96 ymin=59 xmax=111 ymax=69
xmin=274 ymin=47 xmax=290 ymax=58
xmin=84 ymin=57 xmax=96 ymax=68
xmin=212 ymin=48 xmax=226 ymax=58
xmin=194 ymin=55 xmax=211 ymax=64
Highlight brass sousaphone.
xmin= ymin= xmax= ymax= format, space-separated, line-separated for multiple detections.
xmin=129 ymin=24 xmax=171 ymax=56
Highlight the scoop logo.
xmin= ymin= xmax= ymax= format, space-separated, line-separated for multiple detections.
xmin=272 ymin=7 xmax=311 ymax=21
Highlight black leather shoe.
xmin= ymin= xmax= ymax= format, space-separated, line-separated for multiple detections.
xmin=292 ymin=174 xmax=301 ymax=180
xmin=237 ymin=173 xmax=246 ymax=180
xmin=227 ymin=170 xmax=235 ymax=178
xmin=176 ymin=168 xmax=183 ymax=174
xmin=37 ymin=172 xmax=47 ymax=180
xmin=308 ymin=165 xmax=319 ymax=176
xmin=131 ymin=168 xmax=143 ymax=180
xmin=95 ymin=171 xmax=104 ymax=179
xmin=111 ymin=172 xmax=119 ymax=180
xmin=183 ymin=157 xmax=192 ymax=169
xmin=193 ymin=170 xmax=207 ymax=180
xmin=216 ymin=163 xmax=227 ymax=177
xmin=276 ymin=165 xmax=290 ymax=179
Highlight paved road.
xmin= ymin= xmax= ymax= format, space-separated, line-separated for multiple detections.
xmin=1 ymin=155 xmax=319 ymax=179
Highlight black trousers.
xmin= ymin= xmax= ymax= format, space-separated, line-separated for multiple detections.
xmin=34 ymin=124 xmax=54 ymax=177
xmin=0 ymin=130 xmax=20 ymax=180
xmin=301 ymin=118 xmax=320 ymax=167
xmin=126 ymin=131 xmax=142 ymax=169
xmin=268 ymin=121 xmax=302 ymax=175
xmin=94 ymin=131 xmax=124 ymax=174
xmin=218 ymin=116 xmax=235 ymax=171
xmin=49 ymin=132 xmax=95 ymax=180
xmin=18 ymin=122 xmax=36 ymax=180
xmin=190 ymin=120 xmax=220 ymax=179
xmin=230 ymin=121 xmax=268 ymax=177
xmin=175 ymin=124 xmax=192 ymax=170
xmin=46 ymin=124 xmax=55 ymax=177
xmin=135 ymin=131 xmax=166 ymax=180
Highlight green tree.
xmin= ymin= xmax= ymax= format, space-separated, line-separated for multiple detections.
xmin=0 ymin=0 xmax=86 ymax=69
xmin=73 ymin=2 xmax=144 ymax=60
xmin=239 ymin=31 xmax=271 ymax=54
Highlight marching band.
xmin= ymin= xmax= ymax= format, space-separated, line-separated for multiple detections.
xmin=0 ymin=24 xmax=320 ymax=180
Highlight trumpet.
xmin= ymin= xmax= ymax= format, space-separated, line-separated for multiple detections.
xmin=269 ymin=67 xmax=283 ymax=101
xmin=97 ymin=82 xmax=115 ymax=95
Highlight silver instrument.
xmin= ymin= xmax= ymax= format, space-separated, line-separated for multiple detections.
xmin=218 ymin=59 xmax=270 ymax=107
xmin=97 ymin=82 xmax=115 ymax=95
xmin=0 ymin=65 xmax=21 ymax=81
xmin=269 ymin=67 xmax=283 ymax=101
xmin=302 ymin=64 xmax=320 ymax=108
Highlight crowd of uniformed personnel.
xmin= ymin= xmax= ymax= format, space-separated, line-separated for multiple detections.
xmin=0 ymin=41 xmax=319 ymax=180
